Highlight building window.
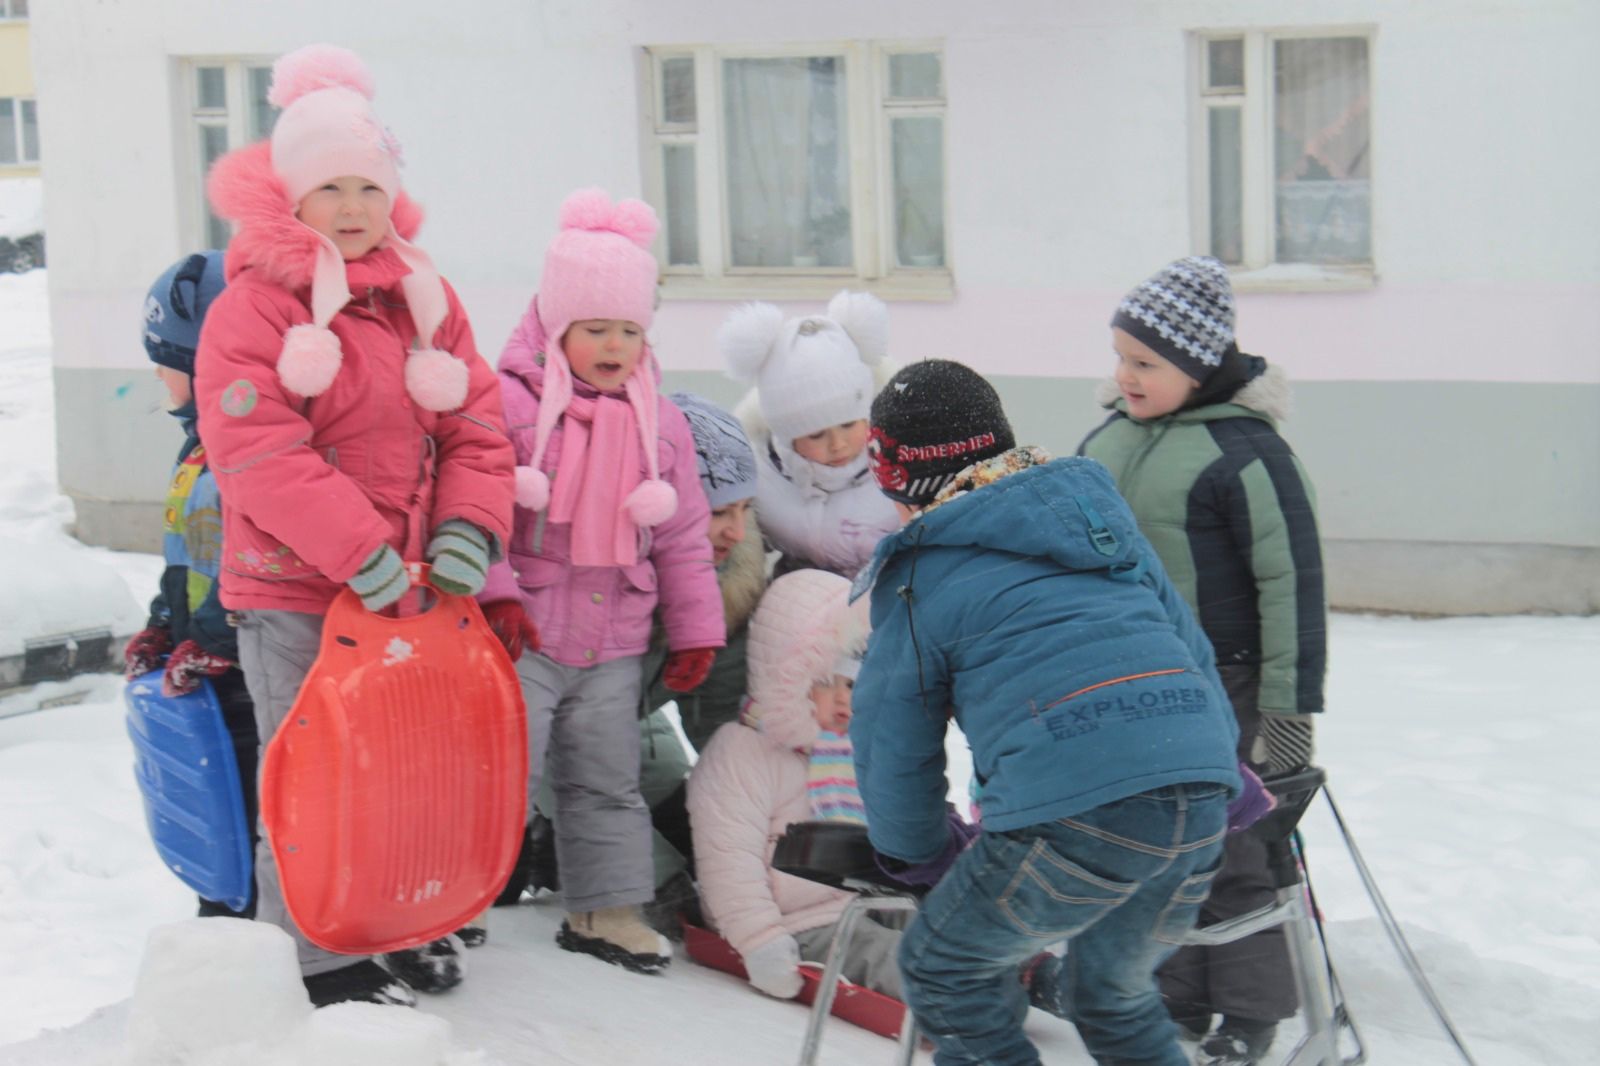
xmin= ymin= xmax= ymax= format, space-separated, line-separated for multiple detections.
xmin=1193 ymin=30 xmax=1372 ymax=278
xmin=180 ymin=59 xmax=277 ymax=249
xmin=0 ymin=0 xmax=29 ymax=20
xmin=0 ymin=97 xmax=39 ymax=165
xmin=641 ymin=42 xmax=949 ymax=298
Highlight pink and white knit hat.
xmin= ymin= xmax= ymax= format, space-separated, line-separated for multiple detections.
xmin=267 ymin=44 xmax=467 ymax=412
xmin=514 ymin=189 xmax=677 ymax=527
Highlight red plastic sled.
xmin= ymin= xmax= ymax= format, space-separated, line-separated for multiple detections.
xmin=682 ymin=922 xmax=909 ymax=1040
xmin=260 ymin=568 xmax=527 ymax=954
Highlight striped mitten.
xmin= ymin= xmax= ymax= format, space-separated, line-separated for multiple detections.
xmin=426 ymin=520 xmax=491 ymax=597
xmin=349 ymin=543 xmax=408 ymax=612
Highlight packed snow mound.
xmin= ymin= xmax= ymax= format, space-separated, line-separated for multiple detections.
xmin=0 ymin=533 xmax=146 ymax=658
xmin=0 ymin=177 xmax=43 ymax=241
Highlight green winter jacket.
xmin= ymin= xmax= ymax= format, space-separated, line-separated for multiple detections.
xmin=1078 ymin=364 xmax=1326 ymax=716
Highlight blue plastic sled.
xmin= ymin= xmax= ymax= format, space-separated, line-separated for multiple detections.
xmin=125 ymin=669 xmax=253 ymax=912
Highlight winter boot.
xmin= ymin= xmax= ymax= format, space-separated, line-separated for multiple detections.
xmin=493 ymin=820 xmax=537 ymax=906
xmin=1197 ymin=1017 xmax=1277 ymax=1065
xmin=457 ymin=923 xmax=488 ymax=948
xmin=1020 ymin=952 xmax=1070 ymax=1020
xmin=557 ymin=906 xmax=672 ymax=974
xmin=303 ymin=960 xmax=417 ymax=1008
xmin=641 ymin=870 xmax=702 ymax=941
xmin=380 ymin=934 xmax=467 ymax=994
xmin=1164 ymin=999 xmax=1214 ymax=1042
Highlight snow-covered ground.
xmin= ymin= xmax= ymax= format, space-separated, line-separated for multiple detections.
xmin=3 ymin=270 xmax=1598 ymax=1064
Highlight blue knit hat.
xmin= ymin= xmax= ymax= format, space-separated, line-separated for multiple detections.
xmin=669 ymin=391 xmax=758 ymax=509
xmin=142 ymin=251 xmax=227 ymax=376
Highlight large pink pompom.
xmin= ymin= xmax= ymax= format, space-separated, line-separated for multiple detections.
xmin=624 ymin=479 xmax=678 ymax=527
xmin=278 ymin=324 xmax=342 ymax=397
xmin=404 ymin=348 xmax=469 ymax=411
xmin=556 ymin=188 xmax=659 ymax=249
xmin=268 ymin=44 xmax=375 ymax=109
xmin=515 ymin=466 xmax=550 ymax=511
xmin=609 ymin=199 xmax=660 ymax=249
xmin=558 ymin=188 xmax=615 ymax=232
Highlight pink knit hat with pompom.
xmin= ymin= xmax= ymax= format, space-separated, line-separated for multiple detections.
xmin=514 ymin=189 xmax=676 ymax=528
xmin=268 ymin=44 xmax=468 ymax=413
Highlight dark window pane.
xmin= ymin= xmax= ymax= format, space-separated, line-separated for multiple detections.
xmin=0 ymin=99 xmax=16 ymax=165
xmin=661 ymin=57 xmax=695 ymax=125
xmin=1274 ymin=37 xmax=1371 ymax=263
xmin=1208 ymin=107 xmax=1243 ymax=264
xmin=196 ymin=67 xmax=226 ymax=110
xmin=20 ymin=98 xmax=37 ymax=161
xmin=888 ymin=53 xmax=942 ymax=99
xmin=1207 ymin=38 xmax=1244 ymax=91
xmin=248 ymin=67 xmax=278 ymax=139
xmin=892 ymin=116 xmax=945 ymax=268
xmin=663 ymin=144 xmax=699 ymax=266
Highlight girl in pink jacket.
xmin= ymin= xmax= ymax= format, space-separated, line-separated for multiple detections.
xmin=476 ymin=190 xmax=724 ymax=974
xmin=686 ymin=569 xmax=904 ymax=1002
xmin=193 ymin=45 xmax=515 ymax=1007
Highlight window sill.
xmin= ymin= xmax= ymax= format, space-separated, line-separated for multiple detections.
xmin=1228 ymin=264 xmax=1376 ymax=293
xmin=660 ymin=272 xmax=955 ymax=303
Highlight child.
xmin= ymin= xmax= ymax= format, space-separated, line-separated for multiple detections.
xmin=853 ymin=359 xmax=1242 ymax=1066
xmin=124 ymin=250 xmax=259 ymax=920
xmin=719 ymin=292 xmax=900 ymax=577
xmin=195 ymin=44 xmax=516 ymax=1007
xmin=686 ymin=568 xmax=905 ymax=1001
xmin=1078 ymin=256 xmax=1327 ymax=1065
xmin=474 ymin=189 xmax=724 ymax=974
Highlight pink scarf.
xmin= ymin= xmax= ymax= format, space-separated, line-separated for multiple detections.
xmin=550 ymin=391 xmax=644 ymax=567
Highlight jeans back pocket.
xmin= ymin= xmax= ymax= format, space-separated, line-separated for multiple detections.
xmin=1152 ymin=859 xmax=1224 ymax=945
xmin=998 ymin=838 xmax=1139 ymax=940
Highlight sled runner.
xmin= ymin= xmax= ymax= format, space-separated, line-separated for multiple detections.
xmin=125 ymin=671 xmax=254 ymax=912
xmin=260 ymin=567 xmax=526 ymax=954
xmin=681 ymin=921 xmax=910 ymax=1041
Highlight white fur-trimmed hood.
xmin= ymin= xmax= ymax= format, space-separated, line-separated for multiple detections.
xmin=742 ymin=569 xmax=870 ymax=752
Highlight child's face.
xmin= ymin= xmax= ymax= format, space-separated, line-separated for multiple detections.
xmin=155 ymin=365 xmax=192 ymax=409
xmin=809 ymin=675 xmax=854 ymax=734
xmin=1112 ymin=327 xmax=1198 ymax=420
xmin=791 ymin=420 xmax=869 ymax=467
xmin=563 ymin=320 xmax=644 ymax=392
xmin=707 ymin=498 xmax=752 ymax=566
xmin=295 ymin=176 xmax=390 ymax=261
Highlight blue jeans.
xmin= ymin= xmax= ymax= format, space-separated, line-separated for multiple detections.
xmin=898 ymin=784 xmax=1228 ymax=1066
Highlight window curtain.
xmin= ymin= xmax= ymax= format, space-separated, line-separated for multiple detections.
xmin=1274 ymin=38 xmax=1371 ymax=263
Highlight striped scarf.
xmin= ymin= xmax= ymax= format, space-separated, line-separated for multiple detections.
xmin=806 ymin=730 xmax=866 ymax=825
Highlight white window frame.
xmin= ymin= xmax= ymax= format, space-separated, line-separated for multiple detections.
xmin=1188 ymin=27 xmax=1376 ymax=292
xmin=173 ymin=57 xmax=276 ymax=251
xmin=0 ymin=96 xmax=38 ymax=166
xmin=639 ymin=41 xmax=952 ymax=302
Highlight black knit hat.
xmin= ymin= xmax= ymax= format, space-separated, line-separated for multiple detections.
xmin=1110 ymin=255 xmax=1235 ymax=382
xmin=868 ymin=360 xmax=1015 ymax=507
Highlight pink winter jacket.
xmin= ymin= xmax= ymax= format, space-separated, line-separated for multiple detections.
xmin=686 ymin=570 xmax=869 ymax=959
xmin=195 ymin=142 xmax=515 ymax=613
xmin=477 ymin=301 xmax=724 ymax=667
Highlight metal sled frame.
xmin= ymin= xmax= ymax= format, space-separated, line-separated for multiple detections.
xmin=800 ymin=890 xmax=922 ymax=1066
xmin=1181 ymin=767 xmax=1365 ymax=1066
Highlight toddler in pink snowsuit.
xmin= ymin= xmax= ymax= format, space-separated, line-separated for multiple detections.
xmin=477 ymin=190 xmax=724 ymax=974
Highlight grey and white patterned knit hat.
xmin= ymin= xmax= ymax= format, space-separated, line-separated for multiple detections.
xmin=670 ymin=391 xmax=758 ymax=509
xmin=1110 ymin=256 xmax=1235 ymax=381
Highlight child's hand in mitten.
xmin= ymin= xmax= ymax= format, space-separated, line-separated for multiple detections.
xmin=482 ymin=599 xmax=540 ymax=661
xmin=1227 ymin=762 xmax=1277 ymax=833
xmin=161 ymin=640 xmax=235 ymax=697
xmin=123 ymin=626 xmax=173 ymax=680
xmin=347 ymin=544 xmax=408 ymax=612
xmin=663 ymin=648 xmax=717 ymax=692
xmin=875 ymin=808 xmax=979 ymax=888
xmin=426 ymin=520 xmax=492 ymax=596
xmin=742 ymin=935 xmax=803 ymax=1000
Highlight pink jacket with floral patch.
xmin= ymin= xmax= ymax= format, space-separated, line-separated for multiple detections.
xmin=194 ymin=141 xmax=515 ymax=613
xmin=476 ymin=299 xmax=724 ymax=666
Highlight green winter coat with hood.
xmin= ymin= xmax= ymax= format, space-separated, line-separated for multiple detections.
xmin=1078 ymin=362 xmax=1326 ymax=719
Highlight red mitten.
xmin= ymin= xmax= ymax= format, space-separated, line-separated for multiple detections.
xmin=124 ymin=626 xmax=173 ymax=680
xmin=662 ymin=647 xmax=717 ymax=693
xmin=482 ymin=599 xmax=540 ymax=662
xmin=161 ymin=640 xmax=235 ymax=697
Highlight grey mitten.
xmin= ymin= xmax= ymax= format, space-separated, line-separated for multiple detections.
xmin=348 ymin=543 xmax=408 ymax=612
xmin=426 ymin=519 xmax=491 ymax=597
xmin=743 ymin=935 xmax=803 ymax=1000
xmin=1256 ymin=712 xmax=1315 ymax=776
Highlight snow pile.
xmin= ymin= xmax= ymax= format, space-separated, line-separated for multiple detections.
xmin=124 ymin=920 xmax=488 ymax=1066
xmin=0 ymin=177 xmax=43 ymax=242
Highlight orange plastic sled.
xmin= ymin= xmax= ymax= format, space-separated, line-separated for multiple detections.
xmin=260 ymin=567 xmax=527 ymax=954
xmin=682 ymin=922 xmax=910 ymax=1040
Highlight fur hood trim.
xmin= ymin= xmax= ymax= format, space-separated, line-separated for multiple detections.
xmin=1094 ymin=362 xmax=1292 ymax=422
xmin=720 ymin=508 xmax=767 ymax=635
xmin=743 ymin=570 xmax=869 ymax=753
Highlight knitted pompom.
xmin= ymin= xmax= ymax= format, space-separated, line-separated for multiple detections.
xmin=558 ymin=188 xmax=617 ymax=232
xmin=404 ymin=347 xmax=469 ymax=411
xmin=514 ymin=466 xmax=550 ymax=511
xmin=827 ymin=290 xmax=889 ymax=366
xmin=624 ymin=479 xmax=678 ymax=527
xmin=609 ymin=198 xmax=660 ymax=249
xmin=267 ymin=44 xmax=376 ymax=109
xmin=719 ymin=302 xmax=786 ymax=382
xmin=278 ymin=324 xmax=342 ymax=397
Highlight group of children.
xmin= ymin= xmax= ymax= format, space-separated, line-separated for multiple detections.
xmin=126 ymin=40 xmax=1325 ymax=1066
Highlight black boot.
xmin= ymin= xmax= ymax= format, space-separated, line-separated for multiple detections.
xmin=380 ymin=934 xmax=467 ymax=994
xmin=303 ymin=960 xmax=416 ymax=1008
xmin=1197 ymin=1016 xmax=1277 ymax=1065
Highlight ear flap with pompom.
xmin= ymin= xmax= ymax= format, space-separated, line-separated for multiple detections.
xmin=278 ymin=323 xmax=343 ymax=397
xmin=404 ymin=347 xmax=470 ymax=412
xmin=720 ymin=302 xmax=787 ymax=383
xmin=826 ymin=290 xmax=889 ymax=366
